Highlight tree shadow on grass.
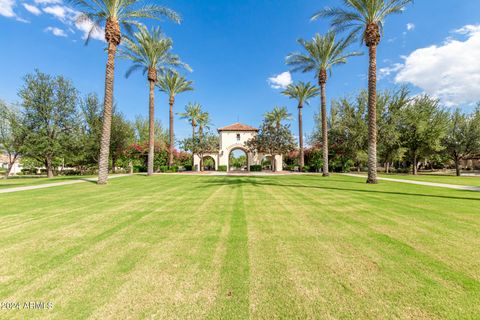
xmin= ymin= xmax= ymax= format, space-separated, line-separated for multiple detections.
xmin=197 ymin=178 xmax=480 ymax=202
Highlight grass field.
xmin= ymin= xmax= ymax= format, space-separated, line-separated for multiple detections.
xmin=1 ymin=174 xmax=479 ymax=319
xmin=378 ymin=173 xmax=480 ymax=187
xmin=0 ymin=175 xmax=94 ymax=189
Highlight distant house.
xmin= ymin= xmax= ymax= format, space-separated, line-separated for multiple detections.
xmin=0 ymin=154 xmax=23 ymax=175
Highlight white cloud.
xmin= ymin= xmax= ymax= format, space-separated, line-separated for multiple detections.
xmin=44 ymin=26 xmax=67 ymax=37
xmin=379 ymin=63 xmax=403 ymax=80
xmin=392 ymin=24 xmax=480 ymax=106
xmin=23 ymin=3 xmax=41 ymax=15
xmin=34 ymin=0 xmax=62 ymax=4
xmin=43 ymin=5 xmax=69 ymax=19
xmin=406 ymin=23 xmax=415 ymax=31
xmin=268 ymin=71 xmax=292 ymax=89
xmin=0 ymin=0 xmax=16 ymax=17
xmin=75 ymin=17 xmax=104 ymax=41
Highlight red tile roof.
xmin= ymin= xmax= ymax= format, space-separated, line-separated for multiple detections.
xmin=217 ymin=123 xmax=258 ymax=132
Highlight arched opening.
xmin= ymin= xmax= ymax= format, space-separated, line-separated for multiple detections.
xmin=202 ymin=156 xmax=216 ymax=171
xmin=261 ymin=156 xmax=273 ymax=171
xmin=229 ymin=148 xmax=248 ymax=172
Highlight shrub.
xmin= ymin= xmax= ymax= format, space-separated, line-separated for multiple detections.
xmin=61 ymin=170 xmax=81 ymax=176
xmin=133 ymin=165 xmax=147 ymax=173
xmin=249 ymin=165 xmax=262 ymax=172
xmin=218 ymin=165 xmax=227 ymax=172
xmin=184 ymin=164 xmax=192 ymax=171
xmin=159 ymin=165 xmax=178 ymax=173
xmin=302 ymin=165 xmax=310 ymax=172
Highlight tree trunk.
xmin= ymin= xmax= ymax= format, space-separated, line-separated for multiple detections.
xmin=271 ymin=155 xmax=276 ymax=172
xmin=192 ymin=125 xmax=196 ymax=170
xmin=5 ymin=162 xmax=13 ymax=178
xmin=147 ymin=79 xmax=155 ymax=176
xmin=298 ymin=105 xmax=304 ymax=171
xmin=97 ymin=42 xmax=117 ymax=185
xmin=455 ymin=157 xmax=461 ymax=176
xmin=129 ymin=161 xmax=133 ymax=174
xmin=412 ymin=153 xmax=418 ymax=175
xmin=320 ymin=80 xmax=329 ymax=177
xmin=168 ymin=95 xmax=175 ymax=167
xmin=366 ymin=44 xmax=378 ymax=184
xmin=46 ymin=157 xmax=53 ymax=178
xmin=386 ymin=162 xmax=390 ymax=174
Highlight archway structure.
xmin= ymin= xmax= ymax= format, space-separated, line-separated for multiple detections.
xmin=193 ymin=123 xmax=283 ymax=172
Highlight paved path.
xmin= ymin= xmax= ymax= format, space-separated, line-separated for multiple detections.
xmin=343 ymin=173 xmax=480 ymax=192
xmin=0 ymin=174 xmax=132 ymax=194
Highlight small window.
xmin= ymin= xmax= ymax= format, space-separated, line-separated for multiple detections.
xmin=236 ymin=133 xmax=241 ymax=141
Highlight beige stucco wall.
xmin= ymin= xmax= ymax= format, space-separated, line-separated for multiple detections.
xmin=193 ymin=129 xmax=283 ymax=171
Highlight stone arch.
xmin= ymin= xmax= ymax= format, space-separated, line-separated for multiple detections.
xmin=228 ymin=146 xmax=250 ymax=172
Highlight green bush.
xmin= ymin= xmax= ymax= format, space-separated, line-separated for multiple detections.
xmin=249 ymin=165 xmax=262 ymax=172
xmin=159 ymin=165 xmax=178 ymax=173
xmin=218 ymin=165 xmax=227 ymax=172
xmin=184 ymin=165 xmax=192 ymax=171
xmin=133 ymin=165 xmax=147 ymax=173
xmin=302 ymin=165 xmax=310 ymax=172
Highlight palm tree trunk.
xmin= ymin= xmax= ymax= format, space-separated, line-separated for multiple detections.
xmin=168 ymin=96 xmax=175 ymax=167
xmin=320 ymin=80 xmax=329 ymax=177
xmin=147 ymin=79 xmax=155 ymax=176
xmin=192 ymin=125 xmax=196 ymax=169
xmin=97 ymin=42 xmax=117 ymax=185
xmin=366 ymin=44 xmax=378 ymax=184
xmin=298 ymin=106 xmax=304 ymax=171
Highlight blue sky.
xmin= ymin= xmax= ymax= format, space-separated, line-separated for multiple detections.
xmin=1 ymin=0 xmax=480 ymax=142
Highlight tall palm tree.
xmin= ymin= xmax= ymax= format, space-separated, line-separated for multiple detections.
xmin=264 ymin=106 xmax=292 ymax=130
xmin=121 ymin=26 xmax=189 ymax=175
xmin=178 ymin=102 xmax=202 ymax=167
xmin=286 ymin=32 xmax=361 ymax=177
xmin=157 ymin=71 xmax=194 ymax=167
xmin=312 ymin=0 xmax=412 ymax=183
xmin=70 ymin=0 xmax=180 ymax=184
xmin=197 ymin=111 xmax=211 ymax=171
xmin=282 ymin=82 xmax=319 ymax=171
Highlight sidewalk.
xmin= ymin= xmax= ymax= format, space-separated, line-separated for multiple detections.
xmin=343 ymin=173 xmax=480 ymax=192
xmin=0 ymin=174 xmax=131 ymax=194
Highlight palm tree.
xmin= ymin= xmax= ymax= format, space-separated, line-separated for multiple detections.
xmin=282 ymin=82 xmax=319 ymax=171
xmin=121 ymin=26 xmax=189 ymax=175
xmin=178 ymin=102 xmax=202 ymax=168
xmin=264 ymin=106 xmax=292 ymax=130
xmin=70 ymin=0 xmax=180 ymax=184
xmin=197 ymin=111 xmax=211 ymax=171
xmin=286 ymin=32 xmax=361 ymax=177
xmin=264 ymin=106 xmax=292 ymax=171
xmin=312 ymin=0 xmax=412 ymax=183
xmin=157 ymin=71 xmax=194 ymax=167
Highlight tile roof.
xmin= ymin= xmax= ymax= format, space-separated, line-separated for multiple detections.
xmin=217 ymin=123 xmax=258 ymax=132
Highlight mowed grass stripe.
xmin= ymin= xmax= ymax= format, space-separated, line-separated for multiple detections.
xmin=1 ymin=174 xmax=479 ymax=319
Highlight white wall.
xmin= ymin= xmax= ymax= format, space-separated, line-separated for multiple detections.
xmin=193 ymin=130 xmax=283 ymax=172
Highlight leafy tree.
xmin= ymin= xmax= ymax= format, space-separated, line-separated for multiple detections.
xmin=0 ymin=101 xmax=26 ymax=178
xmin=19 ymin=70 xmax=80 ymax=178
xmin=70 ymin=0 xmax=180 ymax=184
xmin=79 ymin=93 xmax=102 ymax=169
xmin=246 ymin=121 xmax=296 ymax=171
xmin=287 ymin=32 xmax=361 ymax=176
xmin=443 ymin=108 xmax=480 ymax=176
xmin=157 ymin=71 xmax=194 ymax=166
xmin=110 ymin=111 xmax=134 ymax=173
xmin=282 ymin=81 xmax=319 ymax=170
xmin=121 ymin=25 xmax=189 ymax=175
xmin=399 ymin=96 xmax=448 ymax=175
xmin=377 ymin=87 xmax=410 ymax=173
xmin=314 ymin=0 xmax=413 ymax=183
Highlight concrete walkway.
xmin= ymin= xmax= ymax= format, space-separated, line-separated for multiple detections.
xmin=0 ymin=174 xmax=132 ymax=194
xmin=343 ymin=173 xmax=480 ymax=192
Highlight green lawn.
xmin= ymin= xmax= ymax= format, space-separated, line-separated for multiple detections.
xmin=0 ymin=175 xmax=94 ymax=189
xmin=1 ymin=175 xmax=479 ymax=319
xmin=378 ymin=173 xmax=480 ymax=187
